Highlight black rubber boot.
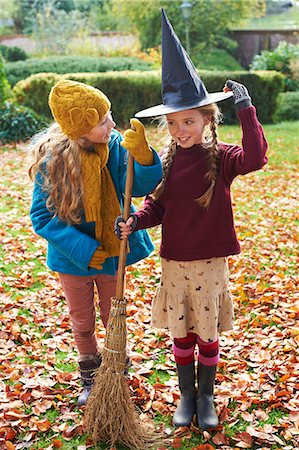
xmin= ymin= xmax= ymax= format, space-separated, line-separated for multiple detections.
xmin=173 ymin=362 xmax=196 ymax=427
xmin=77 ymin=354 xmax=102 ymax=407
xmin=196 ymin=363 xmax=219 ymax=430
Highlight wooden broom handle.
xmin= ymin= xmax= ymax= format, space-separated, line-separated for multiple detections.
xmin=116 ymin=152 xmax=134 ymax=300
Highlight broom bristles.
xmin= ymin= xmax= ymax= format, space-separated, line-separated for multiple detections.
xmin=84 ymin=297 xmax=162 ymax=449
xmin=85 ymin=367 xmax=159 ymax=449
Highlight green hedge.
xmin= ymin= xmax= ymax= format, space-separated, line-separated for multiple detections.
xmin=13 ymin=70 xmax=285 ymax=126
xmin=0 ymin=44 xmax=28 ymax=62
xmin=13 ymin=72 xmax=161 ymax=125
xmin=273 ymin=91 xmax=299 ymax=122
xmin=0 ymin=102 xmax=48 ymax=144
xmin=5 ymin=56 xmax=153 ymax=86
xmin=0 ymin=53 xmax=11 ymax=105
xmin=202 ymin=70 xmax=285 ymax=124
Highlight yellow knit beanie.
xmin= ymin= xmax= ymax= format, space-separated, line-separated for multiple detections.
xmin=48 ymin=79 xmax=111 ymax=140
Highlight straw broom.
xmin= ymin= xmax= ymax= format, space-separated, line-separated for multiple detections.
xmin=84 ymin=152 xmax=161 ymax=449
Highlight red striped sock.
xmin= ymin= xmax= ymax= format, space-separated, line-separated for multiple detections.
xmin=173 ymin=332 xmax=197 ymax=366
xmin=196 ymin=336 xmax=219 ymax=366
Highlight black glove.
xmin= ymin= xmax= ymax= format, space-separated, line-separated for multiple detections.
xmin=114 ymin=214 xmax=138 ymax=239
xmin=225 ymin=79 xmax=252 ymax=111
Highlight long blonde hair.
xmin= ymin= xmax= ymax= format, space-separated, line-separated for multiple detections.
xmin=151 ymin=103 xmax=222 ymax=208
xmin=28 ymin=123 xmax=86 ymax=224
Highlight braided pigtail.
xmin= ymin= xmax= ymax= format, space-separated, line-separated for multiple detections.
xmin=196 ymin=115 xmax=219 ymax=209
xmin=150 ymin=138 xmax=177 ymax=200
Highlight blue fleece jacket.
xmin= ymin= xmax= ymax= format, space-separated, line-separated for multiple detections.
xmin=30 ymin=129 xmax=162 ymax=276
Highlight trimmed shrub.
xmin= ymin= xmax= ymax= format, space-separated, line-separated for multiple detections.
xmin=13 ymin=72 xmax=160 ymax=125
xmin=0 ymin=44 xmax=28 ymax=62
xmin=0 ymin=53 xmax=11 ymax=105
xmin=202 ymin=70 xmax=285 ymax=124
xmin=5 ymin=56 xmax=153 ymax=86
xmin=0 ymin=102 xmax=48 ymax=144
xmin=13 ymin=70 xmax=285 ymax=126
xmin=273 ymin=91 xmax=299 ymax=122
xmin=251 ymin=42 xmax=299 ymax=91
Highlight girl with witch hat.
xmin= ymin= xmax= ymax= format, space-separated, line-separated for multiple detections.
xmin=116 ymin=9 xmax=268 ymax=430
xmin=29 ymin=79 xmax=162 ymax=407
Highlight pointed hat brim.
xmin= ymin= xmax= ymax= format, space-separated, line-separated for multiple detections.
xmin=135 ymin=91 xmax=233 ymax=118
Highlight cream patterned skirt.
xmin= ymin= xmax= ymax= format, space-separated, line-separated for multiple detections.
xmin=151 ymin=257 xmax=234 ymax=341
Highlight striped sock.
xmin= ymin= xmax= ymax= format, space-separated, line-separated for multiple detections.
xmin=173 ymin=332 xmax=197 ymax=366
xmin=196 ymin=336 xmax=219 ymax=366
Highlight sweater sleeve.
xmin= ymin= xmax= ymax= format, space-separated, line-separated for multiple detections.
xmin=131 ymin=149 xmax=163 ymax=197
xmin=221 ymin=106 xmax=268 ymax=185
xmin=134 ymin=195 xmax=165 ymax=230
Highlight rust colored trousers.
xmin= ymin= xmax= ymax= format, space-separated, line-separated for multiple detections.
xmin=59 ymin=273 xmax=117 ymax=355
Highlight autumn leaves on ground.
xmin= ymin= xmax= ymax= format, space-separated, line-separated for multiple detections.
xmin=0 ymin=121 xmax=298 ymax=450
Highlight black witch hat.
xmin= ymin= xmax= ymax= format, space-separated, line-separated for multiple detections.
xmin=135 ymin=9 xmax=232 ymax=118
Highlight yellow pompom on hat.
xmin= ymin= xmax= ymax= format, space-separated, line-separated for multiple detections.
xmin=48 ymin=79 xmax=111 ymax=140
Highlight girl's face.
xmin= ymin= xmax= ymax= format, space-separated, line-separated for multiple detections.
xmin=166 ymin=108 xmax=210 ymax=148
xmin=83 ymin=111 xmax=116 ymax=144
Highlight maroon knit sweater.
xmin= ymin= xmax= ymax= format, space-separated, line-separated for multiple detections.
xmin=134 ymin=106 xmax=268 ymax=261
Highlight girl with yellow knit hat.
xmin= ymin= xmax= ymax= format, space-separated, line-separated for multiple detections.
xmin=29 ymin=79 xmax=162 ymax=406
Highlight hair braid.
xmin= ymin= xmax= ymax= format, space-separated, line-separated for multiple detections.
xmin=151 ymin=138 xmax=177 ymax=200
xmin=196 ymin=115 xmax=219 ymax=208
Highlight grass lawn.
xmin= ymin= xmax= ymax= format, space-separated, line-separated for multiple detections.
xmin=0 ymin=120 xmax=298 ymax=449
xmin=235 ymin=4 xmax=299 ymax=30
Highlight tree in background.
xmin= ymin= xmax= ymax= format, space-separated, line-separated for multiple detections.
xmin=10 ymin=0 xmax=77 ymax=33
xmin=0 ymin=0 xmax=14 ymax=32
xmin=1 ymin=0 xmax=266 ymax=65
xmin=4 ymin=0 xmax=112 ymax=34
xmin=74 ymin=0 xmax=104 ymax=13
xmin=8 ymin=0 xmax=265 ymax=50
xmin=6 ymin=0 xmax=119 ymax=54
xmin=88 ymin=0 xmax=120 ymax=33
xmin=26 ymin=0 xmax=89 ymax=56
xmin=110 ymin=0 xmax=266 ymax=55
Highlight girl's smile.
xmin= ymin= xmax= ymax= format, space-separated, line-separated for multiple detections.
xmin=166 ymin=109 xmax=210 ymax=148
xmin=83 ymin=111 xmax=116 ymax=144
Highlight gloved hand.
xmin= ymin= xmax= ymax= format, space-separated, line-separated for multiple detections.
xmin=89 ymin=247 xmax=109 ymax=270
xmin=122 ymin=118 xmax=154 ymax=166
xmin=114 ymin=214 xmax=137 ymax=240
xmin=224 ymin=79 xmax=252 ymax=111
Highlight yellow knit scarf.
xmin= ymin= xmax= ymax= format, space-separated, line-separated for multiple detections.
xmin=81 ymin=143 xmax=121 ymax=257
